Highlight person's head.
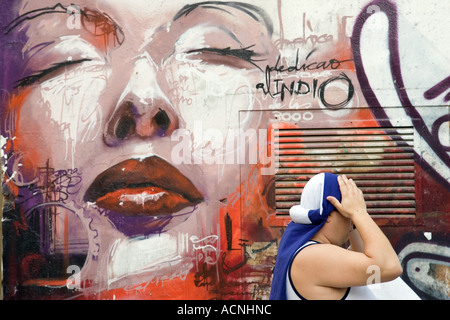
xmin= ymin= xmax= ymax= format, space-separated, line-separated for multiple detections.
xmin=315 ymin=209 xmax=353 ymax=246
xmin=1 ymin=0 xmax=278 ymax=238
xmin=290 ymin=172 xmax=351 ymax=246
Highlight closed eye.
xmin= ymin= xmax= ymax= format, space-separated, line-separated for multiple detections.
xmin=15 ymin=58 xmax=92 ymax=88
xmin=186 ymin=45 xmax=265 ymax=71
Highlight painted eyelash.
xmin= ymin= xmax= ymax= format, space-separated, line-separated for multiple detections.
xmin=15 ymin=58 xmax=92 ymax=88
xmin=186 ymin=45 xmax=265 ymax=69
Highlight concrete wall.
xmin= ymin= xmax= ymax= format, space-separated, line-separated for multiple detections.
xmin=1 ymin=0 xmax=448 ymax=300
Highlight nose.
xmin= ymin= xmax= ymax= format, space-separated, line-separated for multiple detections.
xmin=103 ymin=55 xmax=178 ymax=146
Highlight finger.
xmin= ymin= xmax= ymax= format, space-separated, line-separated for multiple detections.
xmin=348 ymin=178 xmax=363 ymax=195
xmin=327 ymin=196 xmax=342 ymax=209
xmin=347 ymin=178 xmax=357 ymax=192
xmin=338 ymin=175 xmax=350 ymax=193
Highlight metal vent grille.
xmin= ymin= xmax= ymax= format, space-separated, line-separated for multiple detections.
xmin=274 ymin=127 xmax=416 ymax=217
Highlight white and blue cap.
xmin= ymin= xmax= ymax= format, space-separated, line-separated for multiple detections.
xmin=289 ymin=172 xmax=341 ymax=225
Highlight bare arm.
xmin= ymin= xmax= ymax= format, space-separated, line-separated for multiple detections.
xmin=348 ymin=228 xmax=364 ymax=253
xmin=290 ymin=175 xmax=403 ymax=296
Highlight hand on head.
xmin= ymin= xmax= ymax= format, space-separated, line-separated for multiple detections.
xmin=326 ymin=175 xmax=367 ymax=219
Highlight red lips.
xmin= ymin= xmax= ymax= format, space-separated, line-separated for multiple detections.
xmin=84 ymin=156 xmax=204 ymax=216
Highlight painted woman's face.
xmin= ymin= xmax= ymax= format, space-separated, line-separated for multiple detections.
xmin=6 ymin=0 xmax=276 ymax=237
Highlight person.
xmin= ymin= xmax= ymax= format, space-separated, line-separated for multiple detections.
xmin=270 ymin=173 xmax=419 ymax=300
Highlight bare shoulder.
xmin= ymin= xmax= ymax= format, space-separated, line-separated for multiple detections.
xmin=292 ymin=243 xmax=348 ymax=266
xmin=291 ymin=242 xmax=377 ymax=290
xmin=291 ymin=243 xmax=345 ymax=280
xmin=290 ymin=243 xmax=351 ymax=299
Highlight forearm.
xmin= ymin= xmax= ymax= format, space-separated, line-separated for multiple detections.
xmin=352 ymin=212 xmax=402 ymax=280
xmin=327 ymin=175 xmax=402 ymax=281
xmin=348 ymin=228 xmax=364 ymax=252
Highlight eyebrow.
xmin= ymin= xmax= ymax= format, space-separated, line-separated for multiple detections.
xmin=3 ymin=3 xmax=87 ymax=35
xmin=4 ymin=3 xmax=124 ymax=50
xmin=173 ymin=1 xmax=273 ymax=36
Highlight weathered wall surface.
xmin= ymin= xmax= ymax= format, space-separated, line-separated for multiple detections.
xmin=1 ymin=0 xmax=448 ymax=300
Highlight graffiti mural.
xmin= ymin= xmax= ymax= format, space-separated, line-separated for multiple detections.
xmin=0 ymin=0 xmax=448 ymax=300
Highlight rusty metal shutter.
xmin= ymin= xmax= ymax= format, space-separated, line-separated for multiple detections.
xmin=274 ymin=126 xmax=416 ymax=218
